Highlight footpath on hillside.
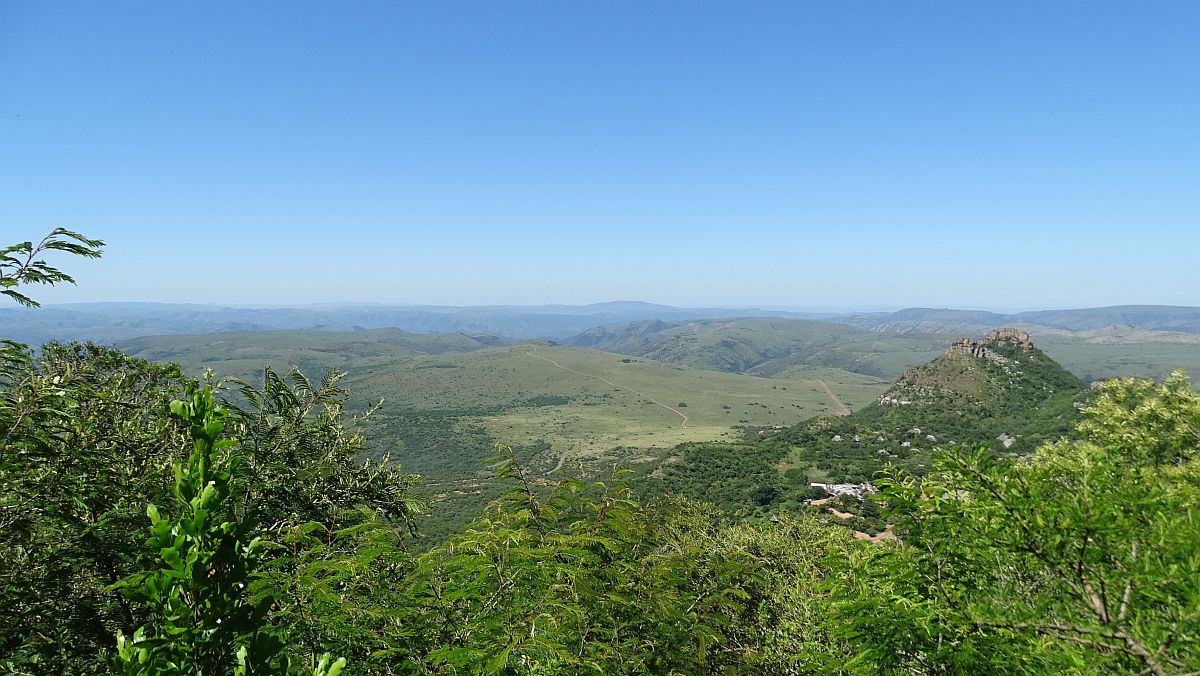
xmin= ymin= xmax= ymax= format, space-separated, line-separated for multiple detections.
xmin=818 ymin=379 xmax=851 ymax=416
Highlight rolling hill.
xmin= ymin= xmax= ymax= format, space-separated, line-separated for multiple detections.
xmin=567 ymin=315 xmax=1200 ymax=382
xmin=635 ymin=329 xmax=1087 ymax=518
xmin=566 ymin=317 xmax=949 ymax=379
xmin=116 ymin=327 xmax=505 ymax=381
xmin=344 ymin=342 xmax=888 ymax=544
xmin=346 ymin=342 xmax=887 ymax=459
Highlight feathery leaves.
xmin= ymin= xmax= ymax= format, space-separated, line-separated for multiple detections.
xmin=2 ymin=228 xmax=104 ymax=307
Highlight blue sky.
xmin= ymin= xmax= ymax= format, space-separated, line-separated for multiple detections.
xmin=2 ymin=2 xmax=1197 ymax=309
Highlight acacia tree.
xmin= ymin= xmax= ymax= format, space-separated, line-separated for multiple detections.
xmin=1 ymin=228 xmax=104 ymax=307
xmin=225 ymin=367 xmax=425 ymax=670
xmin=0 ymin=343 xmax=189 ymax=672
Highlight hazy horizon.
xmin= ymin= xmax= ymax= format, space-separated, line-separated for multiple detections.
xmin=20 ymin=299 xmax=1200 ymax=316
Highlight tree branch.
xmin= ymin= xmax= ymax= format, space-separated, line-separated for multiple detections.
xmin=1117 ymin=540 xmax=1137 ymax=624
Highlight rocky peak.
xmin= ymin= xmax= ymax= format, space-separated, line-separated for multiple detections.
xmin=948 ymin=327 xmax=1034 ymax=364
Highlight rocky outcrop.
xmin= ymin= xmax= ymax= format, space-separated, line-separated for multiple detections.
xmin=951 ymin=328 xmax=1032 ymax=354
xmin=947 ymin=327 xmax=1034 ymax=366
xmin=986 ymin=328 xmax=1033 ymax=346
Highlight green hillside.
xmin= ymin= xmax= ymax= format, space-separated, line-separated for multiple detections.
xmin=777 ymin=329 xmax=1084 ymax=481
xmin=638 ymin=329 xmax=1087 ymax=516
xmin=117 ymin=328 xmax=505 ymax=380
xmin=349 ymin=342 xmax=886 ymax=457
xmin=566 ymin=316 xmax=948 ymax=379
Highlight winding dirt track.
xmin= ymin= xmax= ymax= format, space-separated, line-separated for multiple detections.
xmin=818 ymin=379 xmax=851 ymax=416
xmin=525 ymin=351 xmax=690 ymax=429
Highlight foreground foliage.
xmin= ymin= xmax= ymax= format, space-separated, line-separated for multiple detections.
xmin=114 ymin=387 xmax=282 ymax=673
xmin=1 ymin=342 xmax=187 ymax=672
xmin=392 ymin=450 xmax=855 ymax=673
xmin=836 ymin=372 xmax=1200 ymax=674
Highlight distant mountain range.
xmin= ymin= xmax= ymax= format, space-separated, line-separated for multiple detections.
xmin=0 ymin=301 xmax=833 ymax=347
xmin=5 ymin=302 xmax=1199 ymax=350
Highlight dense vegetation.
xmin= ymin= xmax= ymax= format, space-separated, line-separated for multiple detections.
xmin=4 ymin=231 xmax=1199 ymax=673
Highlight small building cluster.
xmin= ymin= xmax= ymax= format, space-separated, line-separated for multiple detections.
xmin=810 ymin=482 xmax=878 ymax=499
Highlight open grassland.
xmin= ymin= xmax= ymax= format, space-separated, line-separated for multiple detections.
xmin=348 ymin=343 xmax=888 ymax=457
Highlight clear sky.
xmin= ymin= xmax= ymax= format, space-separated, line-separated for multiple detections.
xmin=2 ymin=2 xmax=1197 ymax=309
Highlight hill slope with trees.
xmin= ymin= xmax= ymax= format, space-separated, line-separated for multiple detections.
xmin=566 ymin=316 xmax=948 ymax=379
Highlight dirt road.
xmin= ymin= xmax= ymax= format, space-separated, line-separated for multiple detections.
xmin=818 ymin=379 xmax=851 ymax=416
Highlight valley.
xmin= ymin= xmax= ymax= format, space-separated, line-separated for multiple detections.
xmin=116 ymin=328 xmax=890 ymax=543
xmin=107 ymin=313 xmax=1200 ymax=476
xmin=348 ymin=343 xmax=883 ymax=457
xmin=104 ymin=309 xmax=1200 ymax=545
